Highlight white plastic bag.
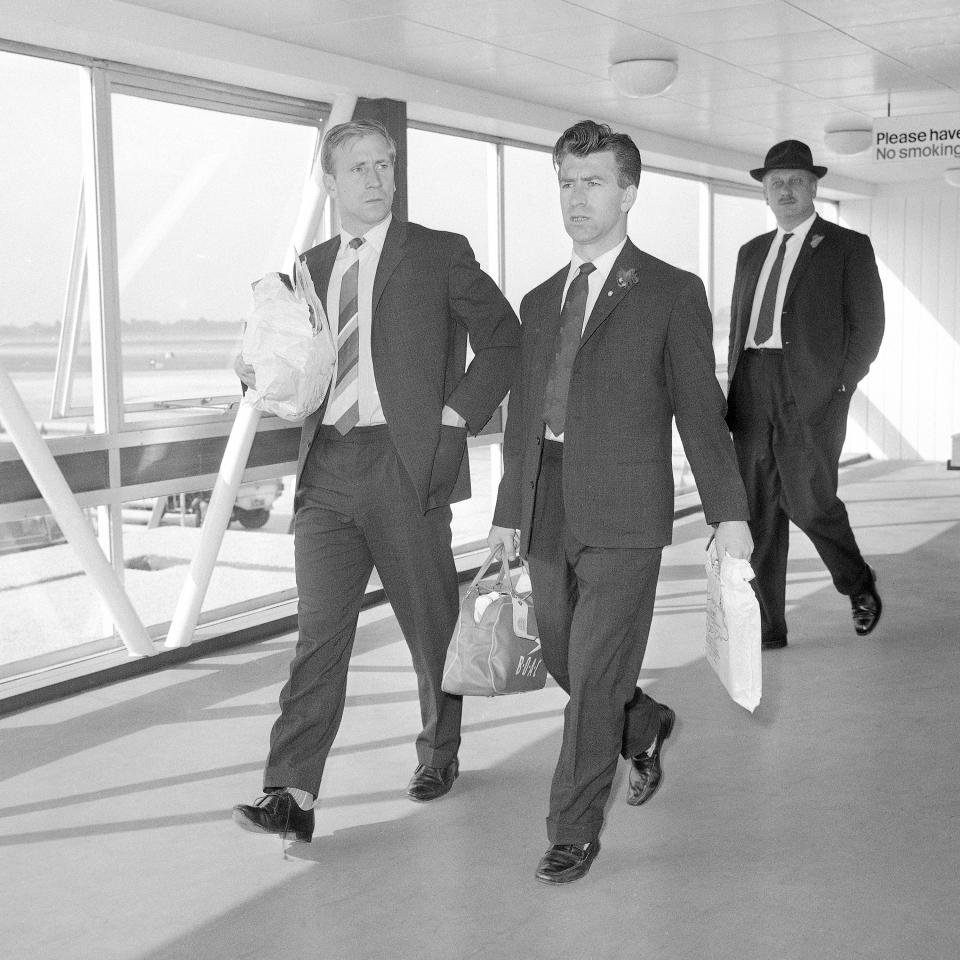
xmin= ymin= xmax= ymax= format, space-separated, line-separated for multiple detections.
xmin=704 ymin=538 xmax=762 ymax=712
xmin=241 ymin=258 xmax=335 ymax=421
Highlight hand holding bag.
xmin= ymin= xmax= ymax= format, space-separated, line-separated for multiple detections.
xmin=704 ymin=537 xmax=762 ymax=712
xmin=441 ymin=548 xmax=546 ymax=697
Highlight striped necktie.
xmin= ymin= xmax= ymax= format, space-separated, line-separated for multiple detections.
xmin=328 ymin=237 xmax=364 ymax=434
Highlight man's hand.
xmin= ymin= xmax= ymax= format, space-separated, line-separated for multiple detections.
xmin=488 ymin=524 xmax=518 ymax=561
xmin=714 ymin=520 xmax=753 ymax=560
xmin=441 ymin=404 xmax=466 ymax=428
xmin=234 ymin=353 xmax=256 ymax=390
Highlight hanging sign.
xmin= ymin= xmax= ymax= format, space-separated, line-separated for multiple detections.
xmin=874 ymin=113 xmax=960 ymax=164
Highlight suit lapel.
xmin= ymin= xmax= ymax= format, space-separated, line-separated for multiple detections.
xmin=308 ymin=238 xmax=340 ymax=310
xmin=742 ymin=232 xmax=773 ymax=310
xmin=531 ymin=268 xmax=569 ymax=412
xmin=580 ymin=240 xmax=642 ymax=347
xmin=731 ymin=235 xmax=771 ymax=356
xmin=372 ymin=218 xmax=406 ymax=315
xmin=785 ymin=215 xmax=826 ymax=304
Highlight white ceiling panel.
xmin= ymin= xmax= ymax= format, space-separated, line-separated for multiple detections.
xmin=111 ymin=0 xmax=960 ymax=185
xmin=623 ymin=3 xmax=825 ymax=45
xmin=791 ymin=0 xmax=960 ymax=25
xmin=578 ymin=0 xmax=765 ymax=16
xmin=851 ymin=15 xmax=960 ymax=50
xmin=906 ymin=45 xmax=960 ymax=86
xmin=698 ymin=29 xmax=872 ymax=64
xmin=760 ymin=53 xmax=916 ymax=84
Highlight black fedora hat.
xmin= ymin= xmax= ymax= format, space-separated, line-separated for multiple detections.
xmin=750 ymin=139 xmax=827 ymax=181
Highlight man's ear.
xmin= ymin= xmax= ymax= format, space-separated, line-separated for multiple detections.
xmin=323 ymin=172 xmax=337 ymax=199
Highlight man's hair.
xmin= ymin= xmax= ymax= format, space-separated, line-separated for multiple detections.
xmin=320 ymin=119 xmax=397 ymax=175
xmin=552 ymin=120 xmax=642 ymax=188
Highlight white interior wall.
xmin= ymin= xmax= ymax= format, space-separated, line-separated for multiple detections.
xmin=843 ymin=186 xmax=960 ymax=462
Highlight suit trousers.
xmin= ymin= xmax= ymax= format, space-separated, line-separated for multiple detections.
xmin=729 ymin=350 xmax=871 ymax=644
xmin=528 ymin=440 xmax=664 ymax=845
xmin=264 ymin=425 xmax=463 ymax=796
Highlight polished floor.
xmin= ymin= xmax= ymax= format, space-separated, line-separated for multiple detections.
xmin=2 ymin=460 xmax=958 ymax=960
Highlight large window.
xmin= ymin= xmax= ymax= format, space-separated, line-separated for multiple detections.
xmin=630 ymin=169 xmax=705 ymax=276
xmin=502 ymin=145 xmax=570 ymax=310
xmin=407 ymin=127 xmax=505 ymax=550
xmin=0 ymin=50 xmax=327 ymax=679
xmin=111 ymin=93 xmax=319 ymax=426
xmin=0 ymin=51 xmax=94 ymax=435
xmin=711 ymin=190 xmax=773 ymax=379
xmin=407 ymin=127 xmax=498 ymax=275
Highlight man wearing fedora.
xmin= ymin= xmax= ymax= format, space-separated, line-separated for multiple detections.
xmin=726 ymin=140 xmax=886 ymax=650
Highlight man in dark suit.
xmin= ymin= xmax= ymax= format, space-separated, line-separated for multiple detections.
xmin=488 ymin=120 xmax=752 ymax=884
xmin=726 ymin=140 xmax=885 ymax=651
xmin=233 ymin=119 xmax=520 ymax=842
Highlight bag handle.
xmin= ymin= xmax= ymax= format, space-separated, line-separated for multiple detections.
xmin=467 ymin=545 xmax=520 ymax=599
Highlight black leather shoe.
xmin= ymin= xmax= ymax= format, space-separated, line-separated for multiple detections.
xmin=232 ymin=791 xmax=314 ymax=842
xmin=406 ymin=759 xmax=459 ymax=802
xmin=627 ymin=703 xmax=675 ymax=807
xmin=851 ymin=568 xmax=882 ymax=636
xmin=535 ymin=841 xmax=600 ymax=885
xmin=761 ymin=636 xmax=788 ymax=650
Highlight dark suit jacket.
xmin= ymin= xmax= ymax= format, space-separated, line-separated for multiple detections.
xmin=726 ymin=215 xmax=884 ymax=427
xmin=297 ymin=218 xmax=520 ymax=513
xmin=493 ymin=239 xmax=748 ymax=551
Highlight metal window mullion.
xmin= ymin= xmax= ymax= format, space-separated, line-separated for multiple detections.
xmin=85 ymin=66 xmax=124 ymax=436
xmin=495 ymin=141 xmax=506 ymax=291
xmin=84 ymin=66 xmax=126 ymax=596
xmin=700 ymin=181 xmax=714 ymax=314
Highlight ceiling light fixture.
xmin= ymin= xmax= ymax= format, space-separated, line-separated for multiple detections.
xmin=609 ymin=59 xmax=678 ymax=98
xmin=823 ymin=127 xmax=873 ymax=156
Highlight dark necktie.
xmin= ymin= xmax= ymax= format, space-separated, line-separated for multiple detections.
xmin=543 ymin=261 xmax=596 ymax=435
xmin=754 ymin=232 xmax=793 ymax=346
xmin=328 ymin=237 xmax=364 ymax=434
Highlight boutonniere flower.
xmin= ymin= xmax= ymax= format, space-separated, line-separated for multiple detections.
xmin=616 ymin=267 xmax=640 ymax=290
xmin=810 ymin=234 xmax=824 ymax=249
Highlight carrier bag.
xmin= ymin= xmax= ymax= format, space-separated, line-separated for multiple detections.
xmin=704 ymin=538 xmax=762 ymax=712
xmin=241 ymin=256 xmax=335 ymax=421
xmin=441 ymin=548 xmax=546 ymax=697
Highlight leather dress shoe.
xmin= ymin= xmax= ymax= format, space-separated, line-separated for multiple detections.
xmin=761 ymin=636 xmax=788 ymax=650
xmin=232 ymin=790 xmax=314 ymax=842
xmin=535 ymin=840 xmax=600 ymax=885
xmin=627 ymin=703 xmax=675 ymax=807
xmin=406 ymin=758 xmax=459 ymax=802
xmin=850 ymin=568 xmax=882 ymax=636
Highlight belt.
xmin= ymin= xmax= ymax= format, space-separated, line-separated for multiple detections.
xmin=543 ymin=438 xmax=564 ymax=458
xmin=316 ymin=423 xmax=392 ymax=442
xmin=744 ymin=347 xmax=783 ymax=355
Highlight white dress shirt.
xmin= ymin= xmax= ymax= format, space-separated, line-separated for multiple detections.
xmin=322 ymin=215 xmax=391 ymax=426
xmin=546 ymin=237 xmax=628 ymax=442
xmin=746 ymin=211 xmax=817 ymax=349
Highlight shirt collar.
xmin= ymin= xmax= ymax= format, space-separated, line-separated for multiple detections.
xmin=777 ymin=211 xmax=817 ymax=244
xmin=570 ymin=237 xmax=627 ymax=280
xmin=340 ymin=214 xmax=392 ymax=258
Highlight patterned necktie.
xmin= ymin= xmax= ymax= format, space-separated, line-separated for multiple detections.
xmin=753 ymin=232 xmax=793 ymax=346
xmin=542 ymin=261 xmax=596 ymax=435
xmin=328 ymin=237 xmax=364 ymax=434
